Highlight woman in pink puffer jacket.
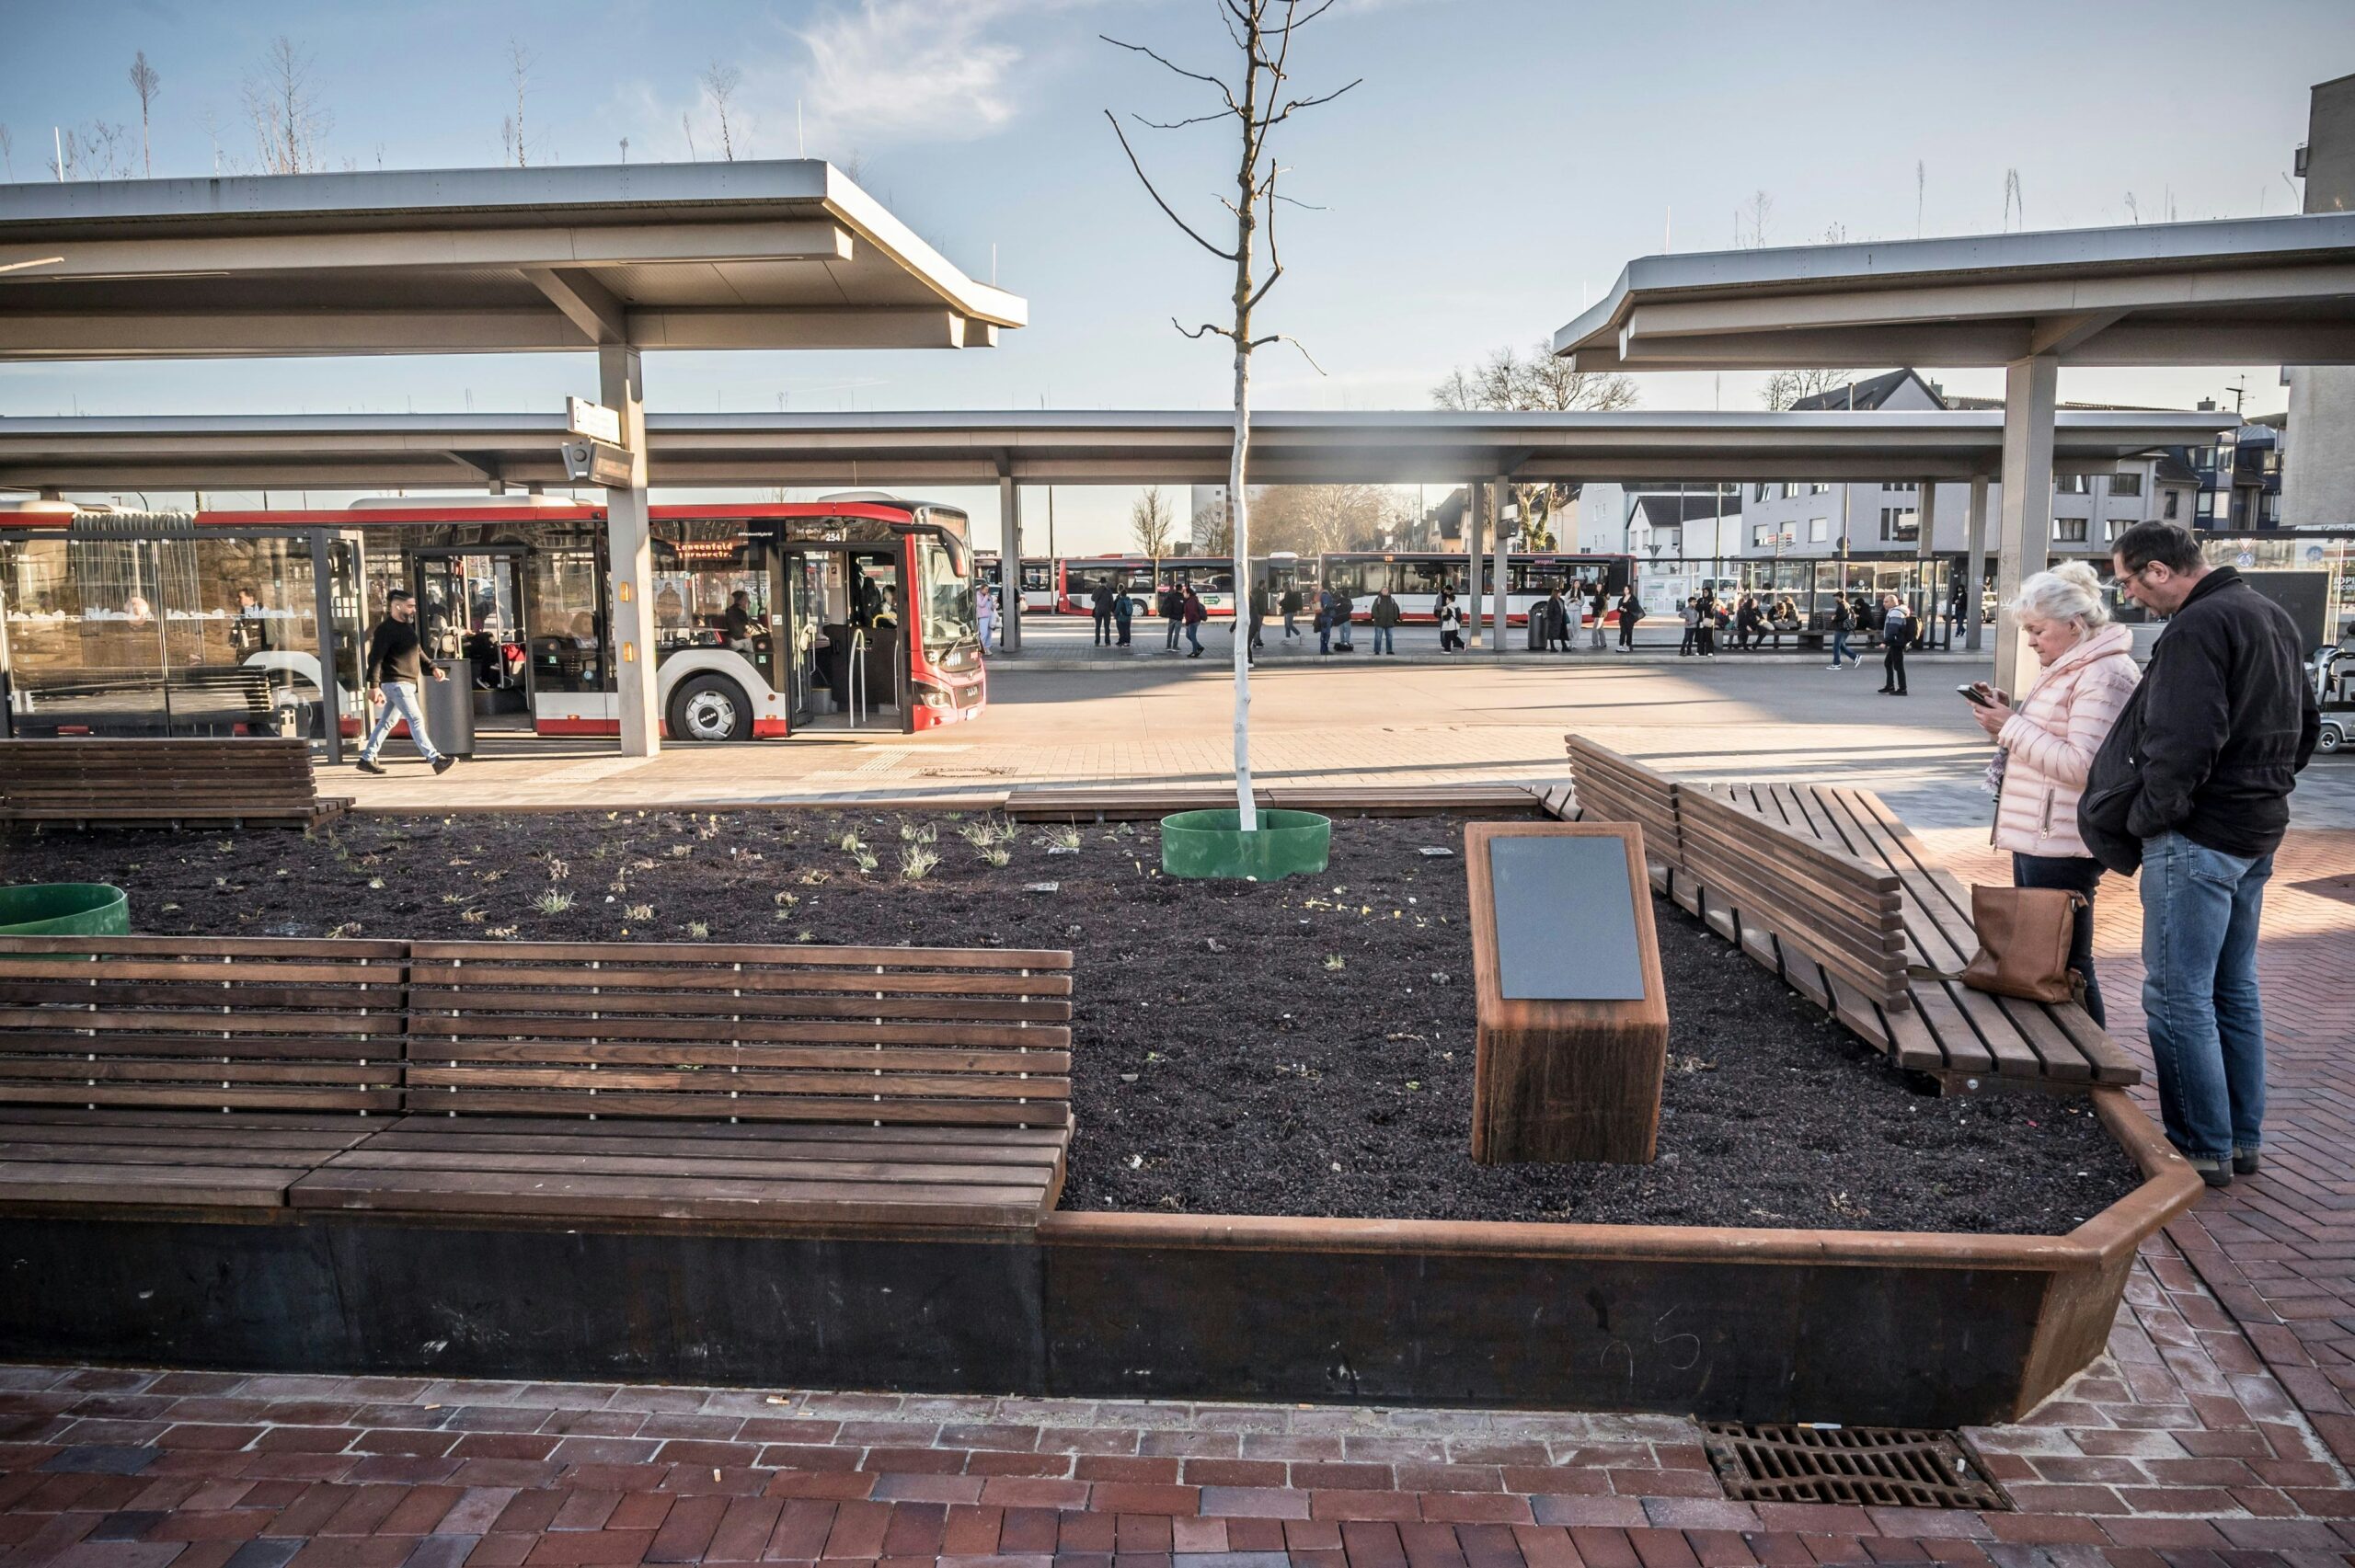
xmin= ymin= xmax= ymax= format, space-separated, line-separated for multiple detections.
xmin=1969 ymin=562 xmax=2141 ymax=1024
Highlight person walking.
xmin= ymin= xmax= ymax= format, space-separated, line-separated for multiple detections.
xmin=1437 ymin=589 xmax=1465 ymax=653
xmin=1371 ymin=587 xmax=1402 ymax=656
xmin=1180 ymin=585 xmax=1209 ymax=658
xmin=976 ymin=582 xmax=997 ymax=651
xmin=1246 ymin=582 xmax=1269 ymax=664
xmin=1160 ymin=582 xmax=1183 ymax=651
xmin=1877 ymin=593 xmax=1913 ymax=694
xmin=1678 ymin=598 xmax=1700 ymax=656
xmin=1616 ymin=588 xmax=1642 ymax=651
xmin=357 ymin=589 xmax=454 ymax=776
xmin=1280 ymin=582 xmax=1304 ymax=640
xmin=1111 ymin=581 xmax=1134 ymax=647
xmin=1589 ymin=583 xmax=1610 ymax=649
xmin=2081 ymin=521 xmax=2321 ymax=1186
xmin=1968 ymin=563 xmax=2140 ymax=1027
xmin=1826 ymin=596 xmax=1857 ymax=670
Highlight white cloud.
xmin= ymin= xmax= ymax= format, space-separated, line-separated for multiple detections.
xmin=797 ymin=0 xmax=1028 ymax=148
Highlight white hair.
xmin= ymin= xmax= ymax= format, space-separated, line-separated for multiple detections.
xmin=2010 ymin=561 xmax=2109 ymax=629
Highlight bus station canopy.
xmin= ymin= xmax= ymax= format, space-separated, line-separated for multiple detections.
xmin=1551 ymin=212 xmax=2355 ymax=372
xmin=0 ymin=406 xmax=2231 ymax=494
xmin=0 ymin=162 xmax=1025 ymax=359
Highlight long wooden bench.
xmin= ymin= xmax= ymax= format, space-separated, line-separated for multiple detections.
xmin=0 ymin=737 xmax=350 ymax=828
xmin=0 ymin=935 xmax=1079 ymax=1230
xmin=1561 ymin=738 xmax=2140 ymax=1093
xmin=1006 ymin=782 xmax=1545 ymax=820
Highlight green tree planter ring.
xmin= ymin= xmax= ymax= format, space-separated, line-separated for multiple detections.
xmin=0 ymin=884 xmax=130 ymax=938
xmin=1160 ymin=809 xmax=1331 ymax=881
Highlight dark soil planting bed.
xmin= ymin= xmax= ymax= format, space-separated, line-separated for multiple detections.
xmin=7 ymin=809 xmax=2139 ymax=1234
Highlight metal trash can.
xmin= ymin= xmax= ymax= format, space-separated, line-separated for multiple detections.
xmin=0 ymin=883 xmax=129 ymax=938
xmin=1526 ymin=609 xmax=1546 ymax=650
xmin=424 ymin=659 xmax=475 ymax=758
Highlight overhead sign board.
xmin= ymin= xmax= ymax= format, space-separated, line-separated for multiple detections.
xmin=566 ymin=396 xmax=623 ymax=446
xmin=559 ymin=438 xmax=636 ymax=489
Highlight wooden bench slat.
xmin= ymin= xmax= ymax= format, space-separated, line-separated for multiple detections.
xmin=407 ymin=964 xmax=1073 ymax=999
xmin=407 ymin=1015 xmax=1067 ymax=1049
xmin=409 ymin=1040 xmax=1072 ymax=1073
xmin=401 ymin=1088 xmax=1068 ymax=1127
xmin=287 ymin=1164 xmax=1051 ymax=1229
xmin=0 ymin=1160 xmax=305 ymax=1207
xmin=0 ymin=1085 xmax=401 ymax=1112
xmin=321 ymin=1148 xmax=1061 ymax=1186
xmin=409 ymin=940 xmax=1074 ymax=969
xmin=408 ymin=1065 xmax=1070 ymax=1100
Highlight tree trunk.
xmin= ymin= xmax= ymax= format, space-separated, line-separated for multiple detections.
xmin=1229 ymin=337 xmax=1256 ymax=832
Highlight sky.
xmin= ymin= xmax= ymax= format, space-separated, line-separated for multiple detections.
xmin=2 ymin=0 xmax=2349 ymax=551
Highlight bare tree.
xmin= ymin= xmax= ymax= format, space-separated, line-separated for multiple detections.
xmin=47 ymin=122 xmax=137 ymax=181
xmin=1759 ymin=368 xmax=1857 ymax=410
xmin=702 ymin=63 xmax=744 ymax=161
xmin=618 ymin=136 xmax=629 ymax=165
xmin=1737 ymin=189 xmax=1773 ymax=248
xmin=681 ymin=113 xmax=699 ymax=162
xmin=1105 ymin=0 xmax=1358 ymax=833
xmin=504 ymin=40 xmax=533 ymax=167
xmin=1130 ymin=486 xmax=1178 ymax=557
xmin=0 ymin=125 xmax=11 ymax=180
xmin=129 ymin=52 xmax=161 ymax=176
xmin=1253 ymin=483 xmax=1408 ymax=555
xmin=1430 ymin=341 xmax=1635 ymax=547
xmin=1194 ymin=498 xmax=1234 ymax=555
xmin=2002 ymin=168 xmax=2024 ymax=232
xmin=244 ymin=36 xmax=330 ymax=175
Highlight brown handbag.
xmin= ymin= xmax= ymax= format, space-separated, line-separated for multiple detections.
xmin=1957 ymin=886 xmax=2085 ymax=1004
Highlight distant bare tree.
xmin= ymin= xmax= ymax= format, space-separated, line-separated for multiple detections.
xmin=618 ymin=136 xmax=629 ymax=164
xmin=1130 ymin=486 xmax=1178 ymax=557
xmin=244 ymin=36 xmax=330 ymax=175
xmin=702 ymin=63 xmax=744 ymax=161
xmin=1254 ymin=483 xmax=1407 ymax=555
xmin=1431 ymin=342 xmax=1635 ymax=547
xmin=128 ymin=52 xmax=161 ymax=176
xmin=1195 ymin=498 xmax=1235 ymax=555
xmin=1104 ymin=0 xmax=1359 ymax=832
xmin=0 ymin=124 xmax=11 ymax=180
xmin=681 ymin=113 xmax=698 ymax=161
xmin=47 ymin=122 xmax=137 ymax=181
xmin=502 ymin=40 xmax=533 ymax=167
xmin=1759 ymin=368 xmax=1857 ymax=410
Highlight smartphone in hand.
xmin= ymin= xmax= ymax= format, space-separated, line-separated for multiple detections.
xmin=1958 ymin=683 xmax=1993 ymax=707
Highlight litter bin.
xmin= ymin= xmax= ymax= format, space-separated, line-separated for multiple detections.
xmin=1526 ymin=608 xmax=1547 ymax=650
xmin=0 ymin=883 xmax=129 ymax=937
xmin=424 ymin=659 xmax=476 ymax=758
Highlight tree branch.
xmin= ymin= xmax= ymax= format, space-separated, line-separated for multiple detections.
xmin=1131 ymin=108 xmax=1234 ymax=132
xmin=1251 ymin=333 xmax=1328 ymax=376
xmin=1175 ymin=317 xmax=1235 ymax=341
xmin=1099 ymin=34 xmax=1238 ymax=110
xmin=1106 ymin=111 xmax=1241 ymax=261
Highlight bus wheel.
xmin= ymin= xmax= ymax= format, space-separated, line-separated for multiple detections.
xmin=667 ymin=675 xmax=752 ymax=742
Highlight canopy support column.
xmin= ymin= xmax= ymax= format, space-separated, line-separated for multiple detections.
xmin=1915 ymin=479 xmax=1937 ymax=644
xmin=1465 ymin=481 xmax=1485 ymax=647
xmin=1994 ymin=354 xmax=2057 ymax=693
xmin=997 ymin=472 xmax=1023 ymax=657
xmin=1965 ymin=475 xmax=1990 ymax=652
xmin=599 ymin=342 xmax=660 ymax=758
xmin=1491 ymin=476 xmax=1510 ymax=658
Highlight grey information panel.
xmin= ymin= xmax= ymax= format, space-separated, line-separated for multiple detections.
xmin=1488 ymin=835 xmax=1647 ymax=1001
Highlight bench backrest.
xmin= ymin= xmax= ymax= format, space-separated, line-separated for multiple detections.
xmin=1680 ymin=787 xmax=1909 ymax=1012
xmin=0 ymin=935 xmax=407 ymax=1114
xmin=1564 ymin=735 xmax=1683 ymax=870
xmin=0 ymin=738 xmax=320 ymax=814
xmin=403 ymin=940 xmax=1075 ymax=1128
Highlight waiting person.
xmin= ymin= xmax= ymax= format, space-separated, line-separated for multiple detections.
xmin=229 ymin=585 xmax=271 ymax=657
xmin=1437 ymin=589 xmax=1465 ymax=653
xmin=1330 ymin=586 xmax=1356 ymax=652
xmin=1771 ymin=596 xmax=1799 ymax=650
xmin=357 ymin=589 xmax=454 ymax=777
xmin=1695 ymin=593 xmax=1719 ymax=658
xmin=1281 ymin=583 xmax=1304 ymax=640
xmin=1878 ymin=592 xmax=1913 ymax=695
xmin=2085 ymin=521 xmax=2320 ymax=1187
xmin=1247 ymin=583 xmax=1269 ymax=659
xmin=976 ymin=582 xmax=997 ymax=650
xmin=1968 ymin=564 xmax=2140 ymax=1026
xmin=1315 ymin=587 xmax=1337 ymax=656
xmin=1371 ymin=586 xmax=1402 ymax=656
xmin=1679 ymin=598 xmax=1700 ymax=656
xmin=1090 ymin=581 xmax=1115 ymax=647
xmin=1180 ymin=585 xmax=1209 ymax=658
xmin=1616 ymin=588 xmax=1642 ymax=650
xmin=723 ymin=589 xmax=755 ymax=653
xmin=1826 ymin=596 xmax=1857 ymax=670
xmin=1737 ymin=594 xmax=1764 ymax=651
xmin=1112 ymin=582 xmax=1134 ymax=647
xmin=1543 ymin=588 xmax=1570 ymax=652
xmin=1589 ymin=583 xmax=1610 ymax=649
xmin=1161 ymin=582 xmax=1183 ymax=651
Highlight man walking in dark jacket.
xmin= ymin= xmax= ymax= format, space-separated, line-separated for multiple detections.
xmin=1089 ymin=582 xmax=1115 ymax=647
xmin=357 ymin=589 xmax=455 ymax=775
xmin=2086 ymin=521 xmax=2319 ymax=1186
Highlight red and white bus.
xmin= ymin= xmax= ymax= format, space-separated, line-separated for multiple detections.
xmin=0 ymin=493 xmax=985 ymax=747
xmin=975 ymin=553 xmax=1059 ymax=614
xmin=1315 ymin=551 xmax=1636 ymax=624
xmin=1055 ymin=555 xmax=1236 ymax=618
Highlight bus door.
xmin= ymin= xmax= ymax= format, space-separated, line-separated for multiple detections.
xmin=411 ymin=549 xmax=529 ymax=722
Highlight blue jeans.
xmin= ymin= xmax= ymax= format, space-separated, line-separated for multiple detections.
xmin=2140 ymin=830 xmax=2272 ymax=1162
xmin=1373 ymin=624 xmax=1395 ymax=655
xmin=1184 ymin=622 xmax=1202 ymax=654
xmin=1317 ymin=620 xmax=1331 ymax=654
xmin=1831 ymin=629 xmax=1854 ymax=665
xmin=361 ymin=680 xmax=442 ymax=764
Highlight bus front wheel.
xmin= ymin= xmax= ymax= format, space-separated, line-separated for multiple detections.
xmin=666 ymin=674 xmax=752 ymax=743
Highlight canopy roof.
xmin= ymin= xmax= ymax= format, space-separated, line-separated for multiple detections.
xmin=1553 ymin=212 xmax=2355 ymax=372
xmin=0 ymin=407 xmax=2232 ymax=493
xmin=0 ymin=162 xmax=1025 ymax=359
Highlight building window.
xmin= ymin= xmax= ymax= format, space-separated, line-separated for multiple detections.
xmin=1878 ymin=507 xmax=1917 ymax=542
xmin=1753 ymin=484 xmax=1771 ymax=502
xmin=2055 ymin=474 xmax=2089 ymax=495
xmin=2108 ymin=473 xmax=2142 ymax=498
xmin=1887 ymin=481 xmax=1917 ymax=495
xmin=1809 ymin=482 xmax=1831 ymax=495
xmin=2053 ymin=518 xmax=2088 ymax=544
xmin=2196 ymin=490 xmax=2218 ymax=520
xmin=2107 ymin=517 xmax=2131 ymax=541
xmin=1752 ymin=524 xmax=1770 ymax=548
xmin=1809 ymin=517 xmax=1829 ymax=542
xmin=2164 ymin=489 xmax=2180 ymax=520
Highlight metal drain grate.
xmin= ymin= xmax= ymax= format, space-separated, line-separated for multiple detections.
xmin=1701 ymin=1423 xmax=2010 ymax=1510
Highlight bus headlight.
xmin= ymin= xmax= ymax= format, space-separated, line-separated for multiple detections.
xmin=914 ymin=682 xmax=953 ymax=708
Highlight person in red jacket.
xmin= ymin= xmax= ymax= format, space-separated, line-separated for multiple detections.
xmin=1180 ymin=586 xmax=1209 ymax=658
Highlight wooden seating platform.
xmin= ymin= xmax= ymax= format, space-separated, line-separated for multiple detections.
xmin=0 ymin=935 xmax=1078 ymax=1230
xmin=0 ymin=738 xmax=350 ymax=828
xmin=1006 ymin=782 xmax=1546 ymax=821
xmin=1562 ymin=738 xmax=2141 ymax=1093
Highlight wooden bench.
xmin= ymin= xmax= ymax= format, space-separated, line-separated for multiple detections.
xmin=1007 ymin=783 xmax=1545 ymax=822
xmin=1713 ymin=783 xmax=2141 ymax=1093
xmin=0 ymin=935 xmax=406 ymax=1207
xmin=297 ymin=939 xmax=1077 ymax=1230
xmin=1564 ymin=737 xmax=1687 ymax=898
xmin=0 ymin=737 xmax=350 ymax=828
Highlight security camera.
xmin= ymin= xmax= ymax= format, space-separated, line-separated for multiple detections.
xmin=560 ymin=440 xmax=596 ymax=482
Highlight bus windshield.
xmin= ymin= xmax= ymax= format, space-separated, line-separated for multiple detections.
xmin=917 ymin=534 xmax=979 ymax=648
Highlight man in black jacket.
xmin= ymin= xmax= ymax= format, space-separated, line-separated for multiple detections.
xmin=357 ymin=589 xmax=455 ymax=776
xmin=2085 ymin=521 xmax=2318 ymax=1186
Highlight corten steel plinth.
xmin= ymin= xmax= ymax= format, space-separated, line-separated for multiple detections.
xmin=1466 ymin=821 xmax=1669 ymax=1164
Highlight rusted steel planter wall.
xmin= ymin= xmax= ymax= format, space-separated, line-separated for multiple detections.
xmin=0 ymin=1093 xmax=2193 ymax=1426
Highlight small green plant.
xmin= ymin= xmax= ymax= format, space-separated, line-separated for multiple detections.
xmin=460 ymin=908 xmax=488 ymax=924
xmin=441 ymin=893 xmax=465 ymax=905
xmin=625 ymin=903 xmax=654 ymax=921
xmin=539 ymin=853 xmax=569 ymax=882
xmin=850 ymin=847 xmax=879 ymax=875
xmin=327 ymin=921 xmax=363 ymax=939
xmin=837 ymin=830 xmax=865 ymax=853
xmin=667 ymin=843 xmax=693 ymax=858
xmin=366 ymin=876 xmax=385 ymax=890
xmin=1040 ymin=825 xmax=1082 ymax=853
xmin=959 ymin=822 xmax=994 ymax=849
xmin=534 ymin=890 xmax=575 ymax=915
xmin=774 ymin=890 xmax=799 ymax=908
xmin=900 ymin=844 xmax=941 ymax=880
xmin=981 ymin=845 xmax=1011 ymax=868
xmin=1323 ymin=955 xmax=1346 ymax=971
xmin=487 ymin=925 xmax=519 ymax=939
xmin=684 ymin=921 xmax=711 ymax=939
